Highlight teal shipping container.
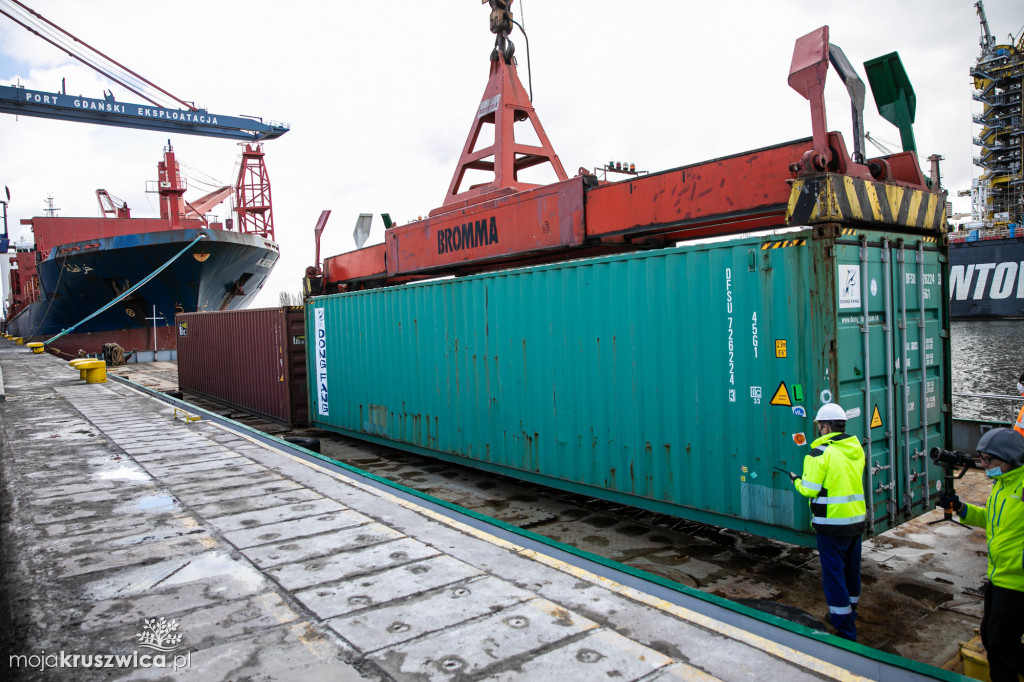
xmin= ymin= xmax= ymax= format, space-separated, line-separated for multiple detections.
xmin=307 ymin=225 xmax=950 ymax=546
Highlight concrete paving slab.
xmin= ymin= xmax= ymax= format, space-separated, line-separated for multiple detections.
xmin=135 ymin=449 xmax=243 ymax=467
xmin=326 ymin=575 xmax=532 ymax=653
xmin=93 ymin=591 xmax=303 ymax=650
xmin=161 ymin=469 xmax=286 ymax=494
xmin=51 ymin=533 xmax=217 ymax=579
xmin=174 ymin=478 xmax=303 ymax=507
xmin=288 ymin=554 xmax=482 ymax=620
xmin=124 ymin=622 xmax=369 ymax=682
xmin=369 ymin=598 xmax=599 ymax=680
xmin=76 ymin=549 xmax=270 ymax=602
xmin=240 ymin=522 xmax=402 ymax=569
xmin=41 ymin=526 xmax=210 ymax=559
xmin=486 ymin=627 xmax=676 ymax=681
xmin=155 ymin=460 xmax=269 ymax=486
xmin=203 ymin=497 xmax=347 ymax=532
xmin=275 ymin=536 xmax=441 ymax=595
xmin=222 ymin=508 xmax=375 ymax=549
xmin=141 ymin=455 xmax=249 ymax=475
xmin=190 ymin=486 xmax=322 ymax=518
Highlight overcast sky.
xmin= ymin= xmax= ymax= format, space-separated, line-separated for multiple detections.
xmin=1 ymin=0 xmax=1021 ymax=307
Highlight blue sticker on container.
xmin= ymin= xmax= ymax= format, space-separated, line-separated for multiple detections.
xmin=792 ymin=406 xmax=807 ymax=418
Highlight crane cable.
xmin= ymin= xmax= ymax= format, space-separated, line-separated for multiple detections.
xmin=0 ymin=0 xmax=191 ymax=110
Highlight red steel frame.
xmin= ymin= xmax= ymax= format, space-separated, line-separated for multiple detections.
xmin=322 ymin=26 xmax=940 ymax=292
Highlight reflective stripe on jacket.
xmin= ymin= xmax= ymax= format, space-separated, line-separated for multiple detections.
xmin=794 ymin=432 xmax=867 ymax=537
xmin=960 ymin=464 xmax=1024 ymax=592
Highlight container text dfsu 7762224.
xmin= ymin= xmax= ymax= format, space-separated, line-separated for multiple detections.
xmin=306 ymin=226 xmax=949 ymax=546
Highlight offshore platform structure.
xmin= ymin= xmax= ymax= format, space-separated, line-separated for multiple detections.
xmin=969 ymin=0 xmax=1024 ymax=227
xmin=303 ymin=2 xmax=953 ymax=548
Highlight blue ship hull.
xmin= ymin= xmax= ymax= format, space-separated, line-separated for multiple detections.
xmin=6 ymin=228 xmax=278 ymax=355
xmin=949 ymin=236 xmax=1024 ymax=319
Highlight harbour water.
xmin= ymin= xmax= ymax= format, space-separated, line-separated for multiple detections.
xmin=951 ymin=319 xmax=1022 ymax=422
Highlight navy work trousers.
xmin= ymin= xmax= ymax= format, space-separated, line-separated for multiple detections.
xmin=816 ymin=533 xmax=862 ymax=641
xmin=981 ymin=582 xmax=1024 ymax=682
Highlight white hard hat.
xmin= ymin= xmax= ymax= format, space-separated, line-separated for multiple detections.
xmin=815 ymin=403 xmax=848 ymax=422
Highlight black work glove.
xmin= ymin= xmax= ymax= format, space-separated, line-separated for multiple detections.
xmin=936 ymin=491 xmax=962 ymax=514
xmin=788 ymin=471 xmax=800 ymax=482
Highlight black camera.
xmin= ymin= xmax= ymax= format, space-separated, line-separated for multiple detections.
xmin=929 ymin=447 xmax=974 ymax=468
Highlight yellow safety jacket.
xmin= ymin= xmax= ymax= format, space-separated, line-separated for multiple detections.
xmin=960 ymin=464 xmax=1024 ymax=592
xmin=794 ymin=432 xmax=867 ymax=537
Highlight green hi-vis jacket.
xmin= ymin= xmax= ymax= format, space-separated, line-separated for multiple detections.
xmin=960 ymin=465 xmax=1024 ymax=592
xmin=794 ymin=432 xmax=867 ymax=537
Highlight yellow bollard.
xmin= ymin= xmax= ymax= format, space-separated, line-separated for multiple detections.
xmin=69 ymin=358 xmax=92 ymax=380
xmin=14 ymin=337 xmax=24 ymax=345
xmin=78 ymin=360 xmax=107 ymax=384
xmin=27 ymin=342 xmax=45 ymax=354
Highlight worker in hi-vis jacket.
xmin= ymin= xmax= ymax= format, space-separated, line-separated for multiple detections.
xmin=938 ymin=428 xmax=1024 ymax=682
xmin=787 ymin=403 xmax=866 ymax=641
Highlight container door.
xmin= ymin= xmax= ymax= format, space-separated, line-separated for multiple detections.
xmin=888 ymin=237 xmax=946 ymax=520
xmin=834 ymin=235 xmax=945 ymax=535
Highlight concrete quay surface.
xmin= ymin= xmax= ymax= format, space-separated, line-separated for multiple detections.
xmin=0 ymin=344 xmax=962 ymax=681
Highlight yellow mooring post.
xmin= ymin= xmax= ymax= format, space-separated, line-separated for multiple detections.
xmin=14 ymin=337 xmax=24 ymax=345
xmin=77 ymin=360 xmax=107 ymax=384
xmin=27 ymin=342 xmax=45 ymax=354
xmin=68 ymin=358 xmax=92 ymax=380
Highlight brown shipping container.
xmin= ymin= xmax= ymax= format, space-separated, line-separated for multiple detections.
xmin=177 ymin=307 xmax=308 ymax=426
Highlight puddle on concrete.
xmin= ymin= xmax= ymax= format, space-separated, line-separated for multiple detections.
xmin=135 ymin=495 xmax=177 ymax=511
xmin=96 ymin=467 xmax=149 ymax=482
xmin=161 ymin=552 xmax=266 ymax=592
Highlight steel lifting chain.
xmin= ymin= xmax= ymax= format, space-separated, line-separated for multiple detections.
xmin=488 ymin=0 xmax=515 ymax=62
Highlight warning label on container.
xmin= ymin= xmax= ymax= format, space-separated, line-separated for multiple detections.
xmin=775 ymin=340 xmax=787 ymax=358
xmin=770 ymin=381 xmax=792 ymax=406
xmin=871 ymin=405 xmax=883 ymax=428
xmin=838 ymin=265 xmax=862 ymax=309
xmin=315 ymin=308 xmax=329 ymax=416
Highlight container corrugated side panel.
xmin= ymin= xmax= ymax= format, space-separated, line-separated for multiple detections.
xmin=177 ymin=307 xmax=291 ymax=425
xmin=308 ymin=230 xmax=947 ymax=546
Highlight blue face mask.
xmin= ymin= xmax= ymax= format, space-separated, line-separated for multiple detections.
xmin=986 ymin=466 xmax=1003 ymax=478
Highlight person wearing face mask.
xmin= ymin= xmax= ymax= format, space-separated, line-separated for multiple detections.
xmin=1014 ymin=371 xmax=1024 ymax=438
xmin=937 ymin=428 xmax=1024 ymax=682
xmin=787 ymin=402 xmax=866 ymax=641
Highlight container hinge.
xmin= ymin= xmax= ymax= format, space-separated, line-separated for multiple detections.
xmin=871 ymin=463 xmax=892 ymax=475
xmin=939 ymin=329 xmax=949 ymax=338
xmin=941 ymin=403 xmax=951 ymax=413
xmin=911 ymin=450 xmax=927 ymax=460
xmin=876 ymin=481 xmax=895 ymax=492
